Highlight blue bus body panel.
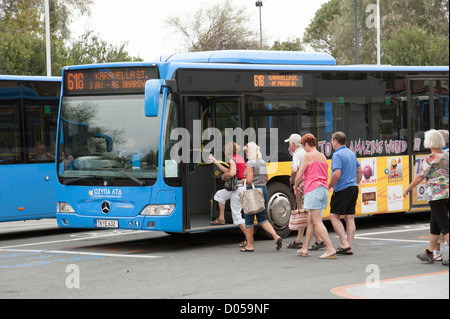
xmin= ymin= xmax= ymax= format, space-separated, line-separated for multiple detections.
xmin=56 ymin=181 xmax=183 ymax=232
xmin=162 ymin=50 xmax=337 ymax=65
xmin=0 ymin=164 xmax=56 ymax=222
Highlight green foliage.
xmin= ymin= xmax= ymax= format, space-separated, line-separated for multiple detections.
xmin=0 ymin=0 xmax=141 ymax=76
xmin=303 ymin=0 xmax=449 ymax=65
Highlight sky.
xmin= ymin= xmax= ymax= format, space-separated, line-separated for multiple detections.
xmin=69 ymin=0 xmax=330 ymax=61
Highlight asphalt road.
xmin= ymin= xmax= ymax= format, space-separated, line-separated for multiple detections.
xmin=0 ymin=212 xmax=448 ymax=304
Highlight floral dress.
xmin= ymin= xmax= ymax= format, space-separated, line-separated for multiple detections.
xmin=418 ymin=152 xmax=449 ymax=201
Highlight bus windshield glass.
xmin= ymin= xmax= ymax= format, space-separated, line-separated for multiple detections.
xmin=58 ymin=94 xmax=161 ymax=186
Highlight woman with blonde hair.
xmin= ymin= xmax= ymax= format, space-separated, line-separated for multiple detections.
xmin=240 ymin=142 xmax=282 ymax=252
xmin=404 ymin=129 xmax=449 ymax=266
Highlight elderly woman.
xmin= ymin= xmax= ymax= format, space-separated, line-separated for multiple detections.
xmin=239 ymin=142 xmax=282 ymax=252
xmin=293 ymin=133 xmax=337 ymax=259
xmin=404 ymin=129 xmax=449 ymax=266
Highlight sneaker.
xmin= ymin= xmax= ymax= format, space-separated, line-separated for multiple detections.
xmin=433 ymin=253 xmax=443 ymax=262
xmin=443 ymin=260 xmax=449 ymax=267
xmin=417 ymin=251 xmax=434 ymax=264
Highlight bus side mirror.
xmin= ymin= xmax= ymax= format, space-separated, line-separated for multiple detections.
xmin=145 ymin=79 xmax=165 ymax=117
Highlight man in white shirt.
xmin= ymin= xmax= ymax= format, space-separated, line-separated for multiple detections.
xmin=285 ymin=134 xmax=306 ymax=249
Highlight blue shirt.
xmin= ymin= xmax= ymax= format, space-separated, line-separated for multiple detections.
xmin=331 ymin=146 xmax=361 ymax=192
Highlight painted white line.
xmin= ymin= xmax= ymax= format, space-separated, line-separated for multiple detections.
xmin=354 ymin=226 xmax=429 ymax=237
xmin=0 ymin=248 xmax=162 ymax=259
xmin=0 ymin=224 xmax=56 ymax=233
xmin=353 ymin=237 xmax=429 ymax=243
xmin=0 ymin=230 xmax=149 ymax=250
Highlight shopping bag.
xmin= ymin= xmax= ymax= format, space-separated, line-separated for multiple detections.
xmin=289 ymin=192 xmax=308 ymax=230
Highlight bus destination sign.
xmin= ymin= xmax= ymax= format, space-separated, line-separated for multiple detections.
xmin=64 ymin=66 xmax=159 ymax=95
xmin=253 ymin=74 xmax=303 ymax=88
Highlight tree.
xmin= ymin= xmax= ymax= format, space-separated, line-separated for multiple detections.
xmin=270 ymin=38 xmax=304 ymax=51
xmin=383 ymin=25 xmax=449 ymax=66
xmin=166 ymin=0 xmax=260 ymax=52
xmin=304 ymin=0 xmax=449 ymax=65
xmin=0 ymin=0 xmax=140 ymax=75
xmin=69 ymin=31 xmax=142 ymax=65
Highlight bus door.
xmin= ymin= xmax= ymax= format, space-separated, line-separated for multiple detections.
xmin=408 ymin=75 xmax=449 ymax=209
xmin=182 ymin=96 xmax=242 ymax=231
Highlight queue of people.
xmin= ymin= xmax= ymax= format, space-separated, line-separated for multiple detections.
xmin=209 ymin=130 xmax=449 ymax=266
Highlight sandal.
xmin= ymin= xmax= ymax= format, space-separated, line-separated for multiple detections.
xmin=275 ymin=237 xmax=283 ymax=251
xmin=336 ymin=247 xmax=352 ymax=255
xmin=309 ymin=241 xmax=325 ymax=251
xmin=239 ymin=240 xmax=253 ymax=247
xmin=240 ymin=247 xmax=254 ymax=253
xmin=287 ymin=241 xmax=303 ymax=249
xmin=211 ymin=218 xmax=225 ymax=225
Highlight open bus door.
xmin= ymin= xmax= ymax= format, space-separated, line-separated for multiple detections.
xmin=407 ymin=75 xmax=449 ymax=212
xmin=182 ymin=96 xmax=243 ymax=232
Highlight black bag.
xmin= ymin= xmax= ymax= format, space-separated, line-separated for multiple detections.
xmin=224 ymin=175 xmax=238 ymax=191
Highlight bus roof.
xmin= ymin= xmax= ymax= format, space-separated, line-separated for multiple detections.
xmin=0 ymin=75 xmax=61 ymax=82
xmin=161 ymin=50 xmax=337 ymax=65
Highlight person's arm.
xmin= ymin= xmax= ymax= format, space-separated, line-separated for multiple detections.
xmin=356 ymin=165 xmax=363 ymax=184
xmin=403 ymin=175 xmax=425 ymax=198
xmin=244 ymin=166 xmax=254 ymax=184
xmin=222 ymin=158 xmax=236 ymax=180
xmin=328 ymin=169 xmax=341 ymax=189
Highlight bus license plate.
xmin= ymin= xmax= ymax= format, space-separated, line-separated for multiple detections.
xmin=95 ymin=219 xmax=118 ymax=228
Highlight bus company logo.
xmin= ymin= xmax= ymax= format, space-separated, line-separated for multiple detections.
xmin=89 ymin=188 xmax=123 ymax=199
xmin=101 ymin=201 xmax=111 ymax=214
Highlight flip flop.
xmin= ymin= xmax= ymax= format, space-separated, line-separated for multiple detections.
xmin=336 ymin=247 xmax=352 ymax=254
xmin=240 ymin=247 xmax=254 ymax=253
xmin=318 ymin=252 xmax=337 ymax=259
xmin=297 ymin=250 xmax=308 ymax=257
xmin=275 ymin=237 xmax=283 ymax=251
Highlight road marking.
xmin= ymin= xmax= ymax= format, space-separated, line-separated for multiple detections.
xmin=0 ymin=230 xmax=148 ymax=250
xmin=354 ymin=237 xmax=429 ymax=243
xmin=330 ymin=271 xmax=449 ymax=299
xmin=354 ymin=226 xmax=429 ymax=237
xmin=0 ymin=248 xmax=162 ymax=259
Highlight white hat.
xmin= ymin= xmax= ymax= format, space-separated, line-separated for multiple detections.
xmin=284 ymin=134 xmax=302 ymax=144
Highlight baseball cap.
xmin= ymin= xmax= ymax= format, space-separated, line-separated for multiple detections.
xmin=284 ymin=134 xmax=302 ymax=144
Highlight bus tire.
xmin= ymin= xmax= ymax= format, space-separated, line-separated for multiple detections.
xmin=263 ymin=182 xmax=294 ymax=239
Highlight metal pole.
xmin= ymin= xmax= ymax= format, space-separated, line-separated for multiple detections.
xmin=256 ymin=1 xmax=263 ymax=49
xmin=354 ymin=0 xmax=358 ymax=64
xmin=376 ymin=0 xmax=380 ymax=65
xmin=44 ymin=0 xmax=51 ymax=76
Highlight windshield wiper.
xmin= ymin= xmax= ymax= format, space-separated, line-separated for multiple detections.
xmin=62 ymin=175 xmax=97 ymax=185
xmin=113 ymin=169 xmax=147 ymax=186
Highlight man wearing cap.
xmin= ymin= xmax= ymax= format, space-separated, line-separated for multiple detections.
xmin=285 ymin=134 xmax=306 ymax=249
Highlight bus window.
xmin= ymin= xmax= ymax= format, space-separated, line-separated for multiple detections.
xmin=245 ymin=95 xmax=312 ymax=162
xmin=411 ymin=78 xmax=449 ymax=152
xmin=435 ymin=79 xmax=449 ymax=131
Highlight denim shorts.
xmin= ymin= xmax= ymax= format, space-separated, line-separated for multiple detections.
xmin=244 ymin=185 xmax=270 ymax=228
xmin=304 ymin=185 xmax=329 ymax=210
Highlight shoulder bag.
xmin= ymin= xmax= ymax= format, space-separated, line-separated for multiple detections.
xmin=238 ymin=181 xmax=265 ymax=215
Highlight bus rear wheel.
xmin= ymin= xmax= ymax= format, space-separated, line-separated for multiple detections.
xmin=263 ymin=182 xmax=294 ymax=239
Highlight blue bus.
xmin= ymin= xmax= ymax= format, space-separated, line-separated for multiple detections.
xmin=56 ymin=50 xmax=449 ymax=236
xmin=1 ymin=75 xmax=61 ymax=222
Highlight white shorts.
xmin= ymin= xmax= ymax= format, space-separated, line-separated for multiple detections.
xmin=213 ymin=186 xmax=245 ymax=225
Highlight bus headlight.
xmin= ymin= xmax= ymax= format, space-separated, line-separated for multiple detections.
xmin=57 ymin=202 xmax=75 ymax=213
xmin=140 ymin=204 xmax=175 ymax=216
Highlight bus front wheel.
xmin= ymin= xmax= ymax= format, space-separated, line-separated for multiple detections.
xmin=264 ymin=182 xmax=294 ymax=238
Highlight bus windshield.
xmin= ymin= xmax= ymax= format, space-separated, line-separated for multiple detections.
xmin=58 ymin=94 xmax=161 ymax=186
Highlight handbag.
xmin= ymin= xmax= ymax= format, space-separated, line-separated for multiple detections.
xmin=238 ymin=181 xmax=265 ymax=215
xmin=224 ymin=175 xmax=238 ymax=191
xmin=289 ymin=192 xmax=308 ymax=230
